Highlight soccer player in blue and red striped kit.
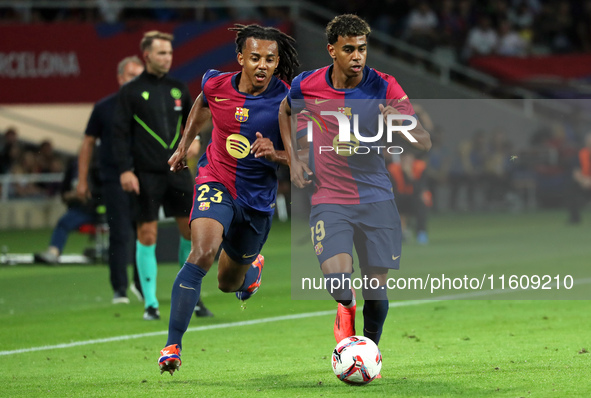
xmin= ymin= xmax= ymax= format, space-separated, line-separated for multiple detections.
xmin=279 ymin=14 xmax=431 ymax=358
xmin=158 ymin=24 xmax=299 ymax=375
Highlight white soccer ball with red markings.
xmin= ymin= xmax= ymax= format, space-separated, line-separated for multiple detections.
xmin=332 ymin=336 xmax=382 ymax=385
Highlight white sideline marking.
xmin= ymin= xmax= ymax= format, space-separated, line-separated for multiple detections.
xmin=0 ymin=309 xmax=337 ymax=356
xmin=2 ymin=279 xmax=590 ymax=357
xmin=0 ymin=301 xmax=429 ymax=356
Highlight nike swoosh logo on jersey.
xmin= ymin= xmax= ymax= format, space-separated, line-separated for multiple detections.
xmin=215 ymin=97 xmax=230 ymax=102
xmin=315 ymin=99 xmax=330 ymax=104
xmin=179 ymin=283 xmax=195 ymax=290
xmin=392 ymin=255 xmax=400 ymax=261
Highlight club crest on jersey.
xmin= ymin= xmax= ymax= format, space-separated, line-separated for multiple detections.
xmin=198 ymin=202 xmax=210 ymax=211
xmin=235 ymin=107 xmax=249 ymax=122
xmin=338 ymin=107 xmax=352 ymax=120
xmin=315 ymin=242 xmax=323 ymax=256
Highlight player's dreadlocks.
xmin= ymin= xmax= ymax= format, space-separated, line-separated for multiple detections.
xmin=229 ymin=24 xmax=300 ymax=83
xmin=325 ymin=14 xmax=371 ymax=45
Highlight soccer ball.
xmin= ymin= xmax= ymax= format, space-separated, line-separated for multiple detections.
xmin=331 ymin=336 xmax=382 ymax=385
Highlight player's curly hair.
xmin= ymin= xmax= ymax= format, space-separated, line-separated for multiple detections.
xmin=325 ymin=14 xmax=371 ymax=45
xmin=229 ymin=24 xmax=300 ymax=82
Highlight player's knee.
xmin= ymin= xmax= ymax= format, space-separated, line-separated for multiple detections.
xmin=138 ymin=235 xmax=156 ymax=246
xmin=137 ymin=229 xmax=157 ymax=245
xmin=217 ymin=272 xmax=242 ymax=292
xmin=217 ymin=280 xmax=237 ymax=293
xmin=217 ymin=266 xmax=243 ymax=293
xmin=189 ymin=246 xmax=217 ymax=267
xmin=324 ymin=273 xmax=353 ymax=302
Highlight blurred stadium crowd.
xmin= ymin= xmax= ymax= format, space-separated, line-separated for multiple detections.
xmin=423 ymin=120 xmax=579 ymax=211
xmin=0 ymin=127 xmax=68 ymax=199
xmin=0 ymin=1 xmax=291 ymax=24
xmin=2 ymin=0 xmax=590 ymax=57
xmin=337 ymin=0 xmax=591 ymax=58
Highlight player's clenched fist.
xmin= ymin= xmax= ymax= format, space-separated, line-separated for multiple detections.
xmin=290 ymin=157 xmax=313 ymax=189
xmin=251 ymin=132 xmax=278 ymax=162
xmin=378 ymin=103 xmax=402 ymax=125
xmin=168 ymin=147 xmax=188 ymax=172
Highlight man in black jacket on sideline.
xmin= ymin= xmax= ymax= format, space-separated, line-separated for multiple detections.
xmin=112 ymin=31 xmax=206 ymax=321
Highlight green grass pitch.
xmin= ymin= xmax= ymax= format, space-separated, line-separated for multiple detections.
xmin=1 ymin=210 xmax=590 ymax=397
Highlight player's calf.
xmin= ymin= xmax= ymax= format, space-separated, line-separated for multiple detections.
xmin=324 ymin=273 xmax=356 ymax=342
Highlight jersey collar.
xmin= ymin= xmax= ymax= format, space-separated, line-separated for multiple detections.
xmin=231 ymin=72 xmax=277 ymax=99
xmin=324 ymin=65 xmax=370 ymax=91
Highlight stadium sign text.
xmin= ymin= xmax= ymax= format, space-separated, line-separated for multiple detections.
xmin=0 ymin=52 xmax=80 ymax=78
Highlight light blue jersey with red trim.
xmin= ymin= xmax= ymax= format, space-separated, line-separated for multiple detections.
xmin=197 ymin=69 xmax=288 ymax=213
xmin=289 ymin=65 xmax=415 ymax=205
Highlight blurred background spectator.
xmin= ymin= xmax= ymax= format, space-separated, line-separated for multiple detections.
xmin=0 ymin=127 xmax=19 ymax=174
xmin=448 ymin=131 xmax=488 ymax=211
xmin=496 ymin=19 xmax=528 ymax=56
xmin=0 ymin=127 xmax=69 ymax=200
xmin=462 ymin=16 xmax=498 ymax=60
xmin=405 ymin=1 xmax=439 ymax=51
xmin=33 ymin=157 xmax=101 ymax=264
xmin=388 ymin=150 xmax=431 ymax=244
xmin=566 ymin=132 xmax=591 ymax=224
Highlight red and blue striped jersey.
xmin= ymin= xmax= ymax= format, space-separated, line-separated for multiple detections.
xmin=288 ymin=65 xmax=415 ymax=205
xmin=196 ymin=69 xmax=289 ymax=213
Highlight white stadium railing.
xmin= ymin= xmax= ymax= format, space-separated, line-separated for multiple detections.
xmin=0 ymin=172 xmax=63 ymax=202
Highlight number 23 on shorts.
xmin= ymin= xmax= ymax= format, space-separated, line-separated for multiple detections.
xmin=197 ymin=184 xmax=223 ymax=203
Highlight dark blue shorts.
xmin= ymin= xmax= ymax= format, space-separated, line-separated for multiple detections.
xmin=309 ymin=200 xmax=402 ymax=270
xmin=190 ymin=182 xmax=273 ymax=265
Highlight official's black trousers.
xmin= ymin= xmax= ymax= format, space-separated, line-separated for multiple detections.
xmin=103 ymin=181 xmax=140 ymax=294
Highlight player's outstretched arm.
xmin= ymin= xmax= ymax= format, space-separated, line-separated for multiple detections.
xmin=278 ymin=97 xmax=294 ymax=165
xmin=278 ymin=97 xmax=312 ymax=188
xmin=169 ymin=93 xmax=211 ymax=172
xmin=379 ymin=104 xmax=432 ymax=152
xmin=187 ymin=138 xmax=201 ymax=159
